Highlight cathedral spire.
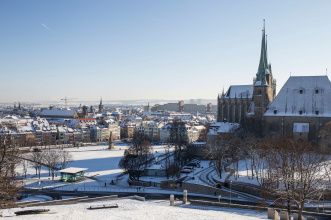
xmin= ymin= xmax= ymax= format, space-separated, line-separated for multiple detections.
xmin=100 ymin=98 xmax=102 ymax=105
xmin=257 ymin=19 xmax=268 ymax=85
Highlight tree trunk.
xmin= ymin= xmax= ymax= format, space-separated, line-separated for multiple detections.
xmin=38 ymin=166 xmax=41 ymax=179
xmin=287 ymin=197 xmax=291 ymax=220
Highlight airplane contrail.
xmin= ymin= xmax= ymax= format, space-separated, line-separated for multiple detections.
xmin=41 ymin=23 xmax=52 ymax=32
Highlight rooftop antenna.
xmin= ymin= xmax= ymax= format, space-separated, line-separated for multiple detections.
xmin=326 ymin=68 xmax=328 ymax=76
xmin=290 ymin=72 xmax=292 ymax=76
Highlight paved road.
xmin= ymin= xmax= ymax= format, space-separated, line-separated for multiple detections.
xmin=197 ymin=165 xmax=263 ymax=203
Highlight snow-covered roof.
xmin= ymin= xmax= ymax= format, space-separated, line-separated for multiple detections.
xmin=224 ymin=85 xmax=253 ymax=99
xmin=209 ymin=122 xmax=224 ymax=128
xmin=40 ymin=110 xmax=76 ymax=117
xmin=58 ymin=167 xmax=88 ymax=174
xmin=265 ymin=76 xmax=331 ymax=117
xmin=217 ymin=122 xmax=240 ymax=133
xmin=208 ymin=122 xmax=240 ymax=135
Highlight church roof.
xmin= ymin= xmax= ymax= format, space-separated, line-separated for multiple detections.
xmin=224 ymin=85 xmax=253 ymax=99
xmin=264 ymin=76 xmax=331 ymax=117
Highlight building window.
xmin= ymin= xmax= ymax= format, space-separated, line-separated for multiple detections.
xmin=299 ymin=89 xmax=303 ymax=94
xmin=274 ymin=109 xmax=277 ymax=114
xmin=315 ymin=89 xmax=319 ymax=94
xmin=316 ymin=110 xmax=319 ymax=115
xmin=299 ymin=110 xmax=302 ymax=115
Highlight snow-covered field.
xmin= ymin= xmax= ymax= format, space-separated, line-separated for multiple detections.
xmin=18 ymin=144 xmax=170 ymax=190
xmin=2 ymin=199 xmax=268 ymax=220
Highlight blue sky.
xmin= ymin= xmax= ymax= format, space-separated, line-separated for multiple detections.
xmin=1 ymin=0 xmax=331 ymax=103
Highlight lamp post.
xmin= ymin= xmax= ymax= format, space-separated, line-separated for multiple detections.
xmin=84 ymin=176 xmax=86 ymax=196
xmin=230 ymin=181 xmax=232 ymax=204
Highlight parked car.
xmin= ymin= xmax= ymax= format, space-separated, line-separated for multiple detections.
xmin=183 ymin=166 xmax=194 ymax=170
xmin=181 ymin=169 xmax=192 ymax=174
xmin=32 ymin=147 xmax=41 ymax=152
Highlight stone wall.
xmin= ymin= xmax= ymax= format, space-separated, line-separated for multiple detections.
xmin=160 ymin=180 xmax=237 ymax=197
xmin=264 ymin=115 xmax=331 ymax=142
xmin=224 ymin=180 xmax=262 ymax=198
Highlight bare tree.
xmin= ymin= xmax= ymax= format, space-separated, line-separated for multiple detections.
xmin=43 ymin=150 xmax=60 ymax=180
xmin=204 ymin=134 xmax=226 ymax=178
xmin=58 ymin=150 xmax=73 ymax=169
xmin=29 ymin=151 xmax=43 ymax=179
xmin=0 ymin=130 xmax=22 ymax=208
xmin=262 ymin=136 xmax=329 ymax=219
xmin=204 ymin=132 xmax=243 ymax=179
xmin=169 ymin=119 xmax=188 ymax=167
xmin=119 ymin=139 xmax=154 ymax=181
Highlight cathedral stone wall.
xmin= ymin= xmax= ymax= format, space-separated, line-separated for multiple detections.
xmin=217 ymin=98 xmax=252 ymax=123
xmin=264 ymin=115 xmax=331 ymax=142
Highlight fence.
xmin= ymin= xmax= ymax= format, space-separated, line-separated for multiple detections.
xmin=56 ymin=186 xmax=148 ymax=193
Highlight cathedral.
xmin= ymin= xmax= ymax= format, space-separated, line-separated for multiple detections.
xmin=217 ymin=21 xmax=276 ymax=123
xmin=217 ymin=22 xmax=331 ymax=145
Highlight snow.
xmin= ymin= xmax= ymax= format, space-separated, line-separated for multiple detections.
xmin=208 ymin=122 xmax=240 ymax=135
xmin=2 ymin=199 xmax=268 ymax=219
xmin=19 ymin=195 xmax=53 ymax=203
xmin=18 ymin=144 xmax=171 ymax=190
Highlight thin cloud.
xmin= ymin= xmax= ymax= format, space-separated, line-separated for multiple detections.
xmin=41 ymin=23 xmax=53 ymax=32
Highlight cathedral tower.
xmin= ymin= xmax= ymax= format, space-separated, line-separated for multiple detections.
xmin=253 ymin=20 xmax=276 ymax=120
xmin=217 ymin=20 xmax=276 ymax=123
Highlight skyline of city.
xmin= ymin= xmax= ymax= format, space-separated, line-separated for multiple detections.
xmin=1 ymin=1 xmax=331 ymax=103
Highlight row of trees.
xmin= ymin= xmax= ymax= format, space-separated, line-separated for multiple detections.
xmin=0 ymin=124 xmax=73 ymax=208
xmin=205 ymin=131 xmax=330 ymax=219
xmin=261 ymin=136 xmax=330 ymax=219
xmin=27 ymin=149 xmax=73 ymax=180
